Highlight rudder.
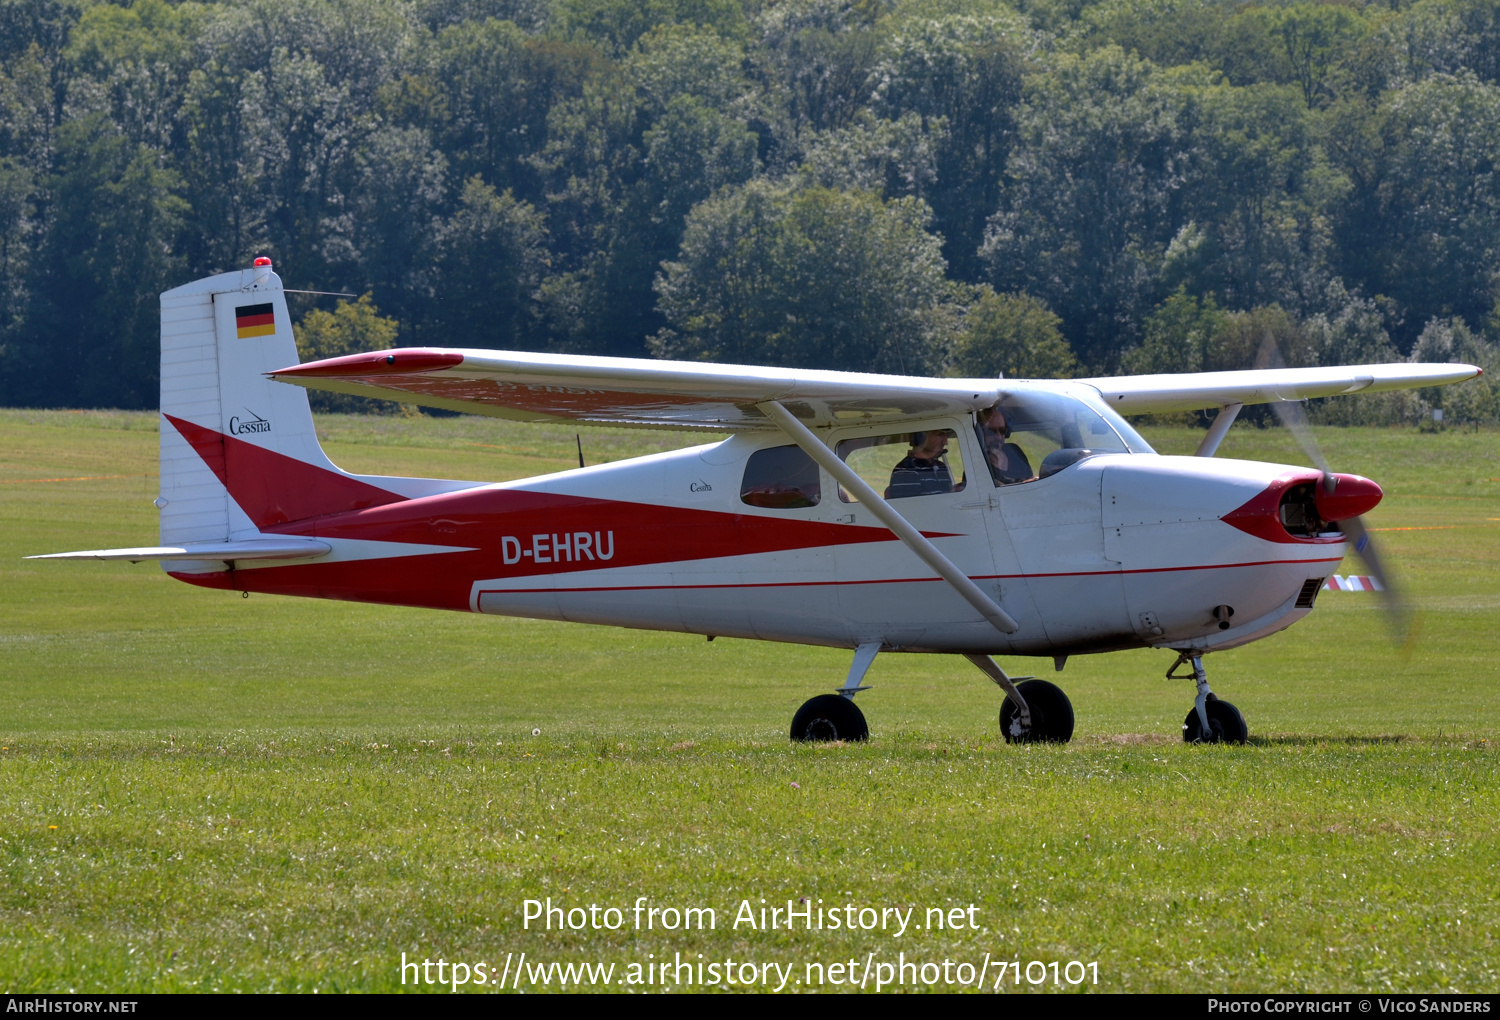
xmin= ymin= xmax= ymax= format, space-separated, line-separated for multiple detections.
xmin=157 ymin=260 xmax=401 ymax=546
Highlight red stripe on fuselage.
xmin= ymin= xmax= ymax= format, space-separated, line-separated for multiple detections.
xmin=176 ymin=485 xmax=949 ymax=608
xmin=172 ymin=553 xmax=478 ymax=609
xmin=163 ymin=416 xmax=968 ymax=608
xmin=275 ymin=487 xmax=951 ymax=575
xmin=164 ymin=414 xmax=407 ymax=527
xmin=173 ymin=545 xmax=1341 ymax=613
xmin=475 ymin=554 xmax=1347 ymax=596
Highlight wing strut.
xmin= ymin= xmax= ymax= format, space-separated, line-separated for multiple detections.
xmin=1194 ymin=402 xmax=1242 ymax=457
xmin=758 ymin=400 xmax=1020 ymax=635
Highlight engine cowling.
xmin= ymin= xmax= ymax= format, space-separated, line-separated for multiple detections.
xmin=1221 ymin=470 xmax=1382 ymax=542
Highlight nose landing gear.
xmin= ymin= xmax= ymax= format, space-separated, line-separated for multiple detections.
xmin=1182 ymin=698 xmax=1248 ymax=744
xmin=1168 ymin=653 xmax=1248 ymax=744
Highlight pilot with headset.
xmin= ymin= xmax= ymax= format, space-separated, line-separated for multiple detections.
xmin=885 ymin=431 xmax=956 ymax=498
xmin=978 ymin=406 xmax=1034 ymax=485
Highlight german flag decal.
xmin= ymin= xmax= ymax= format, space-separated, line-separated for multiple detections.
xmin=235 ymin=303 xmax=275 ymax=339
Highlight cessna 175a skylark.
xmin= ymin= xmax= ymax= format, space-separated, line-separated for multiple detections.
xmin=32 ymin=261 xmax=1482 ymax=744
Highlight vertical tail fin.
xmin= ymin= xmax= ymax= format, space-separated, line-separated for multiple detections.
xmin=157 ymin=260 xmax=406 ymax=546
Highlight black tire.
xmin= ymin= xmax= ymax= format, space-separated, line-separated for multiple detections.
xmin=790 ymin=694 xmax=869 ymax=742
xmin=999 ymin=679 xmax=1074 ymax=744
xmin=1182 ymin=698 xmax=1248 ymax=744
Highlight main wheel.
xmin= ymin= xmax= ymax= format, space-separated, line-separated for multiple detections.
xmin=1182 ymin=698 xmax=1248 ymax=744
xmin=790 ymin=694 xmax=869 ymax=742
xmin=998 ymin=679 xmax=1074 ymax=744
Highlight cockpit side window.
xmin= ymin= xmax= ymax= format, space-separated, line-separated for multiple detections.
xmin=740 ymin=444 xmax=821 ymax=509
xmin=975 ymin=406 xmax=1036 ymax=486
xmin=977 ymin=390 xmax=1136 ymax=485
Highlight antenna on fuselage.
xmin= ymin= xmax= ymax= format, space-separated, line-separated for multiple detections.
xmin=576 ymin=434 xmax=585 ymax=469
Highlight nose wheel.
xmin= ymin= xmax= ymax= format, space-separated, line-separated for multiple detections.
xmin=1169 ymin=653 xmax=1249 ymax=744
xmin=1182 ymin=697 xmax=1248 ymax=744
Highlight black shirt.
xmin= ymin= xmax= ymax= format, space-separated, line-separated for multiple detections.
xmin=886 ymin=454 xmax=954 ymax=498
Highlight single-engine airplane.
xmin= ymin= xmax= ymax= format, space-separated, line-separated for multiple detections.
xmin=32 ymin=261 xmax=1482 ymax=744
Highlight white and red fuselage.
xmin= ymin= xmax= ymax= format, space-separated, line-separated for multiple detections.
xmin=40 ymin=263 xmax=1437 ymax=667
xmin=163 ymin=408 xmax=1351 ymax=659
xmin=35 ymin=260 xmax=1480 ymax=746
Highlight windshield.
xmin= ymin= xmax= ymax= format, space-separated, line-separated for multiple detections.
xmin=1074 ymin=388 xmax=1155 ymax=454
xmin=975 ymin=387 xmax=1152 ymax=486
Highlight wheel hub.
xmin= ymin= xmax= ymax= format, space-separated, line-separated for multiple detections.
xmin=806 ymin=717 xmax=839 ymax=741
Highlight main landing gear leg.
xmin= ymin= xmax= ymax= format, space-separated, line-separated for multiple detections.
xmin=790 ymin=642 xmax=877 ymax=743
xmin=965 ymin=654 xmax=1074 ymax=744
xmin=1168 ymin=653 xmax=1248 ymax=744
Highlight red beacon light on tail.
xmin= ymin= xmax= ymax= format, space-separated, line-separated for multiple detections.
xmin=253 ymin=257 xmax=272 ymax=267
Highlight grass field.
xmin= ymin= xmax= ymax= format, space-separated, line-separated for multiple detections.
xmin=1 ymin=409 xmax=1496 ymax=993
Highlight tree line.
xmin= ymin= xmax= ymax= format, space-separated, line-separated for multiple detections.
xmin=1 ymin=0 xmax=1497 ymax=422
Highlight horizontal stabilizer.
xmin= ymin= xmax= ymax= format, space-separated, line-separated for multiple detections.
xmin=27 ymin=538 xmax=332 ymax=563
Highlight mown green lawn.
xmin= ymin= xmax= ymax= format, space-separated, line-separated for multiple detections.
xmin=1 ymin=410 xmax=1496 ymax=992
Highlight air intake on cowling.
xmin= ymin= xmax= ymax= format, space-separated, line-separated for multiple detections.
xmin=1295 ymin=578 xmax=1325 ymax=609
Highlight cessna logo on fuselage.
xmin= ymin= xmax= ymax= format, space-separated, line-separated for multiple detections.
xmin=502 ymin=531 xmax=614 ymax=566
xmin=229 ymin=410 xmax=271 ymax=435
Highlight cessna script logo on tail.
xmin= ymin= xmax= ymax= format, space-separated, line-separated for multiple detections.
xmin=229 ymin=409 xmax=271 ymax=435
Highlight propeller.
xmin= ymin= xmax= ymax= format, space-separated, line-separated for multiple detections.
xmin=1254 ymin=339 xmax=1416 ymax=649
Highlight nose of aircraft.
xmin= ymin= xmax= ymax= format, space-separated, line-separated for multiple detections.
xmin=1312 ymin=473 xmax=1383 ymax=521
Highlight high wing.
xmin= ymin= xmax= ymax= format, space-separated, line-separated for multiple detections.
xmin=269 ymin=348 xmax=1481 ymax=428
xmin=269 ymin=349 xmax=1004 ymax=430
xmin=1081 ymin=363 xmax=1481 ymax=414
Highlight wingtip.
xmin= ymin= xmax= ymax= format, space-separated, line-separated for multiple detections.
xmin=270 ymin=348 xmax=465 ymax=379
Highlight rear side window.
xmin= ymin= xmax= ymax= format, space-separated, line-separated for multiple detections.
xmin=740 ymin=445 xmax=821 ymax=509
xmin=834 ymin=429 xmax=966 ymax=502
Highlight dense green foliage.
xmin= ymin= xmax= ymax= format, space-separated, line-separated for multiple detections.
xmin=3 ymin=0 xmax=1500 ymax=416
